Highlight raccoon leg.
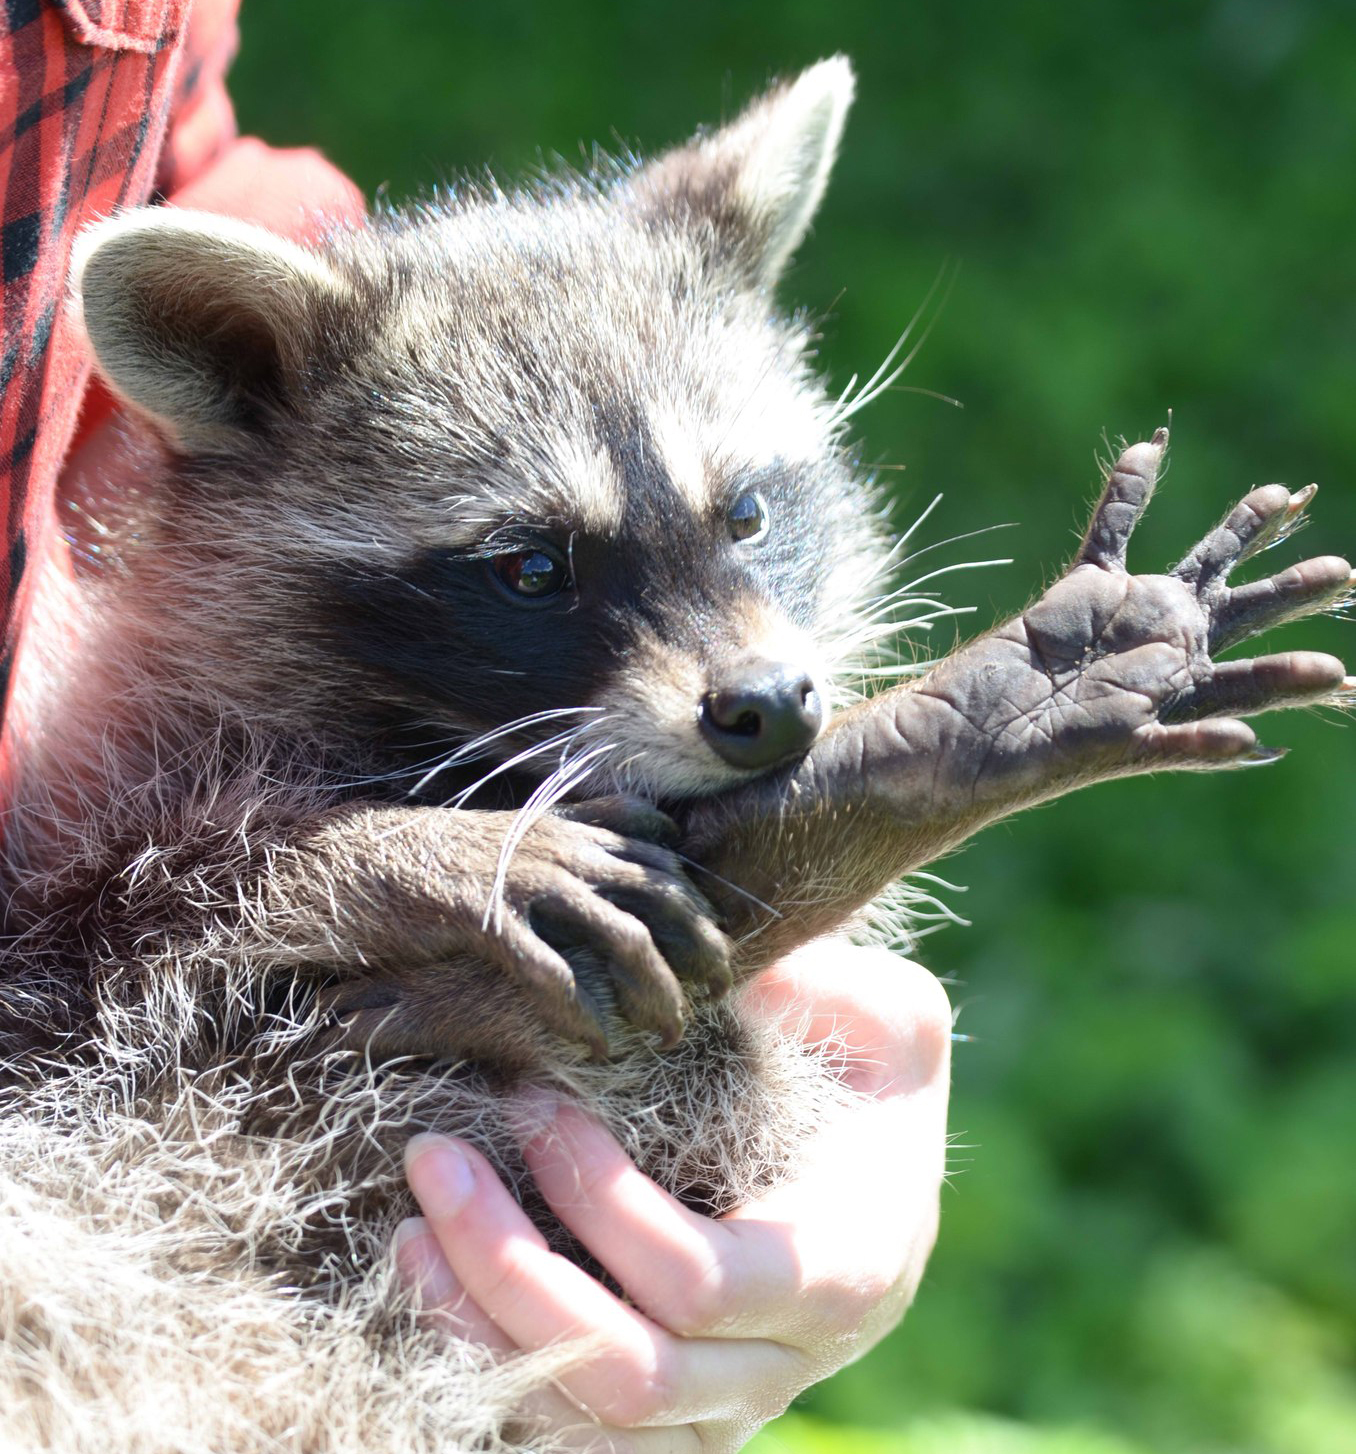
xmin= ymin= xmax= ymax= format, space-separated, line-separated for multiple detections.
xmin=679 ymin=428 xmax=1352 ymax=968
xmin=272 ymin=803 xmax=732 ymax=1063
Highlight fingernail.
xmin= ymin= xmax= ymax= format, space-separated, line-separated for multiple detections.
xmin=393 ymin=1215 xmax=431 ymax=1256
xmin=392 ymin=1216 xmax=461 ymax=1305
xmin=405 ymin=1135 xmax=475 ymax=1220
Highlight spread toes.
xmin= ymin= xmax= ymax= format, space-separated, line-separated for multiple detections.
xmin=1211 ymin=554 xmax=1353 ymax=652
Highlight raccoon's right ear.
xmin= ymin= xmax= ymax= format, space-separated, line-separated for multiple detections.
xmin=71 ymin=210 xmax=353 ymax=452
xmin=630 ymin=56 xmax=854 ymax=289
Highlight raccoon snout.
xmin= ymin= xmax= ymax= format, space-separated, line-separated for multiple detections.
xmin=699 ymin=660 xmax=824 ymax=771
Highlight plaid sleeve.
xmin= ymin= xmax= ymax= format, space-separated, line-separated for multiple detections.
xmin=0 ymin=0 xmax=237 ymax=728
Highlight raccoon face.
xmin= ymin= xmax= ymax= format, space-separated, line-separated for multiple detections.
xmin=71 ymin=59 xmax=889 ymax=802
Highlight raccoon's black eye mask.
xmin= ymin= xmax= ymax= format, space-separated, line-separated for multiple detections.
xmin=482 ymin=496 xmax=772 ymax=608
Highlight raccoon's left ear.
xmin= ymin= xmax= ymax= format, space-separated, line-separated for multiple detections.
xmin=71 ymin=209 xmax=355 ymax=453
xmin=630 ymin=56 xmax=854 ymax=288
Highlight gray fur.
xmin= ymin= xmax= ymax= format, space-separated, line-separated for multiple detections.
xmin=1 ymin=59 xmax=885 ymax=1451
xmin=3 ymin=54 xmax=1352 ymax=1454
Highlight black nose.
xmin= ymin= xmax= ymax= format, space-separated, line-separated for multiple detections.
xmin=699 ymin=661 xmax=824 ymax=771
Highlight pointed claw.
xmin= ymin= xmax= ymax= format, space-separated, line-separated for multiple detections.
xmin=1255 ymin=484 xmax=1319 ymax=556
xmin=543 ymin=982 xmax=614 ymax=1060
xmin=1287 ymin=483 xmax=1318 ymax=516
xmin=495 ymin=920 xmax=613 ymax=1058
xmin=1239 ymin=745 xmax=1289 ymax=766
xmin=1076 ymin=430 xmax=1168 ymax=571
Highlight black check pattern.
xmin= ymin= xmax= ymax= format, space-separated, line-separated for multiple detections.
xmin=0 ymin=0 xmax=204 ymax=737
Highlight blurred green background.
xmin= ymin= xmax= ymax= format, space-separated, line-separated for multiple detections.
xmin=230 ymin=3 xmax=1355 ymax=1451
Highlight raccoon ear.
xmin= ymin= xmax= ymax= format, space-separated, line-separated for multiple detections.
xmin=632 ymin=56 xmax=854 ymax=287
xmin=71 ymin=210 xmax=352 ymax=452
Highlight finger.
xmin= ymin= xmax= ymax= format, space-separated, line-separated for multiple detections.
xmin=1166 ymin=650 xmax=1346 ymax=722
xmin=395 ymin=1215 xmax=649 ymax=1447
xmin=742 ymin=944 xmax=953 ymax=1095
xmin=723 ymin=1030 xmax=949 ymax=1354
xmin=1076 ymin=429 xmax=1167 ymax=570
xmin=1130 ymin=716 xmax=1274 ymax=769
xmin=518 ymin=1099 xmax=768 ymax=1338
xmin=405 ymin=1134 xmax=804 ymax=1427
xmin=599 ymin=870 xmax=733 ymax=999
xmin=734 ymin=945 xmax=951 ymax=1319
xmin=395 ymin=1216 xmax=651 ymax=1448
xmin=521 ymin=953 xmax=951 ymax=1348
xmin=394 ymin=1216 xmax=516 ymax=1351
xmin=1211 ymin=554 xmax=1353 ymax=653
xmin=396 ymin=1190 xmax=743 ymax=1450
xmin=1171 ymin=484 xmax=1301 ymax=590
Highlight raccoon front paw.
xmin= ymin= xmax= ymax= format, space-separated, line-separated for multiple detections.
xmin=484 ymin=798 xmax=734 ymax=1055
xmin=914 ymin=428 xmax=1351 ymax=794
xmin=326 ymin=798 xmax=732 ymax=1062
xmin=670 ymin=429 xmax=1351 ymax=969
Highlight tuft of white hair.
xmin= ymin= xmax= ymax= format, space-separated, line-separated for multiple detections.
xmin=0 ymin=927 xmax=852 ymax=1451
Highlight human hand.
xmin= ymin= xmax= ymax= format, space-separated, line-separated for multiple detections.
xmin=395 ymin=942 xmax=952 ymax=1452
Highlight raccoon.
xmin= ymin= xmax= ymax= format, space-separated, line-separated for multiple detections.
xmin=0 ymin=55 xmax=1350 ymax=1454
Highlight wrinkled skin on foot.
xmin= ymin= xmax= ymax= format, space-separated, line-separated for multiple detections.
xmin=677 ymin=430 xmax=1354 ymax=970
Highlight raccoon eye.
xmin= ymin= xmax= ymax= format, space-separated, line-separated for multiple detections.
xmin=727 ymin=491 xmax=769 ymax=544
xmin=489 ymin=547 xmax=570 ymax=602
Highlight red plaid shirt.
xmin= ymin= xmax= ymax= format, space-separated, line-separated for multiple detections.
xmin=0 ymin=0 xmax=364 ymax=790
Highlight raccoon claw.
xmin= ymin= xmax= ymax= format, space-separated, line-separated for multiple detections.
xmin=305 ymin=801 xmax=730 ymax=1064
xmin=550 ymin=798 xmax=732 ymax=995
xmin=523 ymin=887 xmax=688 ymax=1050
xmin=492 ymin=914 xmax=618 ymax=1057
xmin=495 ymin=812 xmax=732 ymax=1053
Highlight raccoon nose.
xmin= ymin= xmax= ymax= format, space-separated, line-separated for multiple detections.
xmin=699 ymin=661 xmax=824 ymax=771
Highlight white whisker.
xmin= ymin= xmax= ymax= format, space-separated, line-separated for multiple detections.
xmin=445 ymin=723 xmax=599 ymax=810
xmin=898 ymin=557 xmax=1013 ymax=592
xmin=828 ymin=259 xmax=959 ymax=428
xmin=482 ymin=742 xmax=616 ymax=933
xmin=892 ymin=521 xmax=1017 ymax=573
xmin=407 ymin=707 xmax=602 ymax=797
